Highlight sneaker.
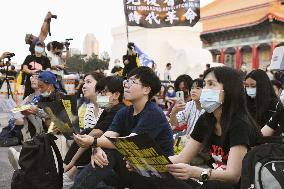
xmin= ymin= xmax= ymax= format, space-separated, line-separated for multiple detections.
xmin=8 ymin=147 xmax=20 ymax=170
xmin=63 ymin=173 xmax=74 ymax=187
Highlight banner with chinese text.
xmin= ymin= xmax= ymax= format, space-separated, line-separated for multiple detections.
xmin=124 ymin=0 xmax=200 ymax=28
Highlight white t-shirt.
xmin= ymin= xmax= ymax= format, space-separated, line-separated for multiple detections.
xmin=176 ymin=100 xmax=205 ymax=135
xmin=164 ymin=69 xmax=171 ymax=81
xmin=46 ymin=51 xmax=64 ymax=76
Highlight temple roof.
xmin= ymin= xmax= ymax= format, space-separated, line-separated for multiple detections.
xmin=201 ymin=0 xmax=284 ymax=34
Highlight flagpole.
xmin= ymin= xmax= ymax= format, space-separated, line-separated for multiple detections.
xmin=123 ymin=0 xmax=129 ymax=43
xmin=126 ymin=24 xmax=129 ymax=43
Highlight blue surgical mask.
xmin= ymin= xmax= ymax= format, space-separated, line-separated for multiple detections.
xmin=97 ymin=95 xmax=111 ymax=108
xmin=246 ymin=87 xmax=256 ymax=98
xmin=200 ymin=89 xmax=222 ymax=113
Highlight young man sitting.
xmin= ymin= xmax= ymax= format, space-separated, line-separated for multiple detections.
xmin=62 ymin=76 xmax=125 ymax=186
xmin=72 ymin=67 xmax=174 ymax=189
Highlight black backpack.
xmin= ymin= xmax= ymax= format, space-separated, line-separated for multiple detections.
xmin=11 ymin=133 xmax=63 ymax=189
xmin=241 ymin=137 xmax=284 ymax=189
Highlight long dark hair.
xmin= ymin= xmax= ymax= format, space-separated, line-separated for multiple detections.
xmin=203 ymin=67 xmax=258 ymax=143
xmin=245 ymin=69 xmax=278 ymax=126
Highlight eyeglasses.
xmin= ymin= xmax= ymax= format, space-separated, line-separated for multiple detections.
xmin=123 ymin=79 xmax=141 ymax=87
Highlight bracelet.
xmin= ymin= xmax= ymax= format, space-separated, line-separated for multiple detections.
xmin=91 ymin=137 xmax=97 ymax=149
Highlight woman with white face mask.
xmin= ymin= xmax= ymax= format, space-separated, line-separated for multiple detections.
xmin=162 ymin=67 xmax=261 ymax=189
xmin=245 ymin=69 xmax=282 ymax=128
xmin=63 ymin=76 xmax=125 ymax=186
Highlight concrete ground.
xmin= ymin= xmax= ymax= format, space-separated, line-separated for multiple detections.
xmin=0 ymin=112 xmax=14 ymax=189
xmin=0 ymin=112 xmax=71 ymax=189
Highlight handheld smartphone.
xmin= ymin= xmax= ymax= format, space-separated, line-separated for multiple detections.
xmin=176 ymin=91 xmax=184 ymax=101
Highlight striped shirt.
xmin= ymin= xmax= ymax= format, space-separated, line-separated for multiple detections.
xmin=83 ymin=103 xmax=103 ymax=129
xmin=176 ymin=100 xmax=205 ymax=135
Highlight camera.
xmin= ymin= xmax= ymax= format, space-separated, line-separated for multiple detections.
xmin=6 ymin=53 xmax=15 ymax=59
xmin=63 ymin=38 xmax=73 ymax=50
xmin=51 ymin=15 xmax=57 ymax=19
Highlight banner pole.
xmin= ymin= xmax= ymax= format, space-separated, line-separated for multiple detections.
xmin=126 ymin=24 xmax=129 ymax=43
xmin=123 ymin=0 xmax=129 ymax=43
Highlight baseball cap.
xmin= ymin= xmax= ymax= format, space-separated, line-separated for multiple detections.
xmin=38 ymin=71 xmax=59 ymax=89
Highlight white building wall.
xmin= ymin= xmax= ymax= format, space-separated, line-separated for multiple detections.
xmin=110 ymin=23 xmax=212 ymax=79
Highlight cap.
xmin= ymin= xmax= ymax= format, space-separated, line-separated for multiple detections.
xmin=38 ymin=71 xmax=59 ymax=89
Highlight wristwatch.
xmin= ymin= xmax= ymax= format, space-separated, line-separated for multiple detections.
xmin=200 ymin=169 xmax=212 ymax=182
xmin=91 ymin=137 xmax=98 ymax=149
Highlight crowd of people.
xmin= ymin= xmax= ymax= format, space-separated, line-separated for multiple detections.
xmin=0 ymin=11 xmax=284 ymax=189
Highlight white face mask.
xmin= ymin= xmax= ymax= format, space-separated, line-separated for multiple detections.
xmin=246 ymin=87 xmax=256 ymax=98
xmin=35 ymin=46 xmax=45 ymax=54
xmin=200 ymin=89 xmax=222 ymax=113
xmin=97 ymin=95 xmax=111 ymax=108
xmin=41 ymin=91 xmax=51 ymax=97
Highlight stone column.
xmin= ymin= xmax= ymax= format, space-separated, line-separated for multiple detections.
xmin=270 ymin=42 xmax=276 ymax=59
xmin=220 ymin=48 xmax=225 ymax=64
xmin=235 ymin=47 xmax=241 ymax=69
xmin=252 ymin=45 xmax=259 ymax=69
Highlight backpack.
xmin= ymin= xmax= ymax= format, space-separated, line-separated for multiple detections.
xmin=0 ymin=119 xmax=22 ymax=147
xmin=11 ymin=133 xmax=63 ymax=189
xmin=240 ymin=137 xmax=284 ymax=189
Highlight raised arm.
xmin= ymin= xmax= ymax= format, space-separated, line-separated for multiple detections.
xmin=38 ymin=12 xmax=53 ymax=41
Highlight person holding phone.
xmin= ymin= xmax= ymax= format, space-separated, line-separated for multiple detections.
xmin=170 ymin=79 xmax=205 ymax=135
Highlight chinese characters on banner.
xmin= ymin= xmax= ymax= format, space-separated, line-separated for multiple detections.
xmin=124 ymin=0 xmax=200 ymax=28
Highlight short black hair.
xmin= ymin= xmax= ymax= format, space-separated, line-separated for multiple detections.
xmin=96 ymin=76 xmax=124 ymax=102
xmin=166 ymin=63 xmax=171 ymax=67
xmin=47 ymin=41 xmax=64 ymax=51
xmin=192 ymin=78 xmax=204 ymax=88
xmin=174 ymin=74 xmax=193 ymax=92
xmin=271 ymin=79 xmax=283 ymax=90
xmin=128 ymin=66 xmax=161 ymax=100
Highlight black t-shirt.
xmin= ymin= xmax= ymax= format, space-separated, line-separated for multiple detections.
xmin=247 ymin=98 xmax=282 ymax=128
xmin=22 ymin=55 xmax=51 ymax=97
xmin=122 ymin=54 xmax=138 ymax=77
xmin=190 ymin=113 xmax=258 ymax=170
xmin=267 ymin=107 xmax=284 ymax=136
xmin=94 ymin=104 xmax=125 ymax=133
xmin=108 ymin=101 xmax=174 ymax=156
xmin=22 ymin=55 xmax=51 ymax=72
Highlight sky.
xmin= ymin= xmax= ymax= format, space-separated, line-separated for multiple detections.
xmin=0 ymin=0 xmax=214 ymax=65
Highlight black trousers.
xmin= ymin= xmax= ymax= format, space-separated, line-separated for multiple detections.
xmin=71 ymin=149 xmax=194 ymax=189
xmin=64 ymin=128 xmax=92 ymax=166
